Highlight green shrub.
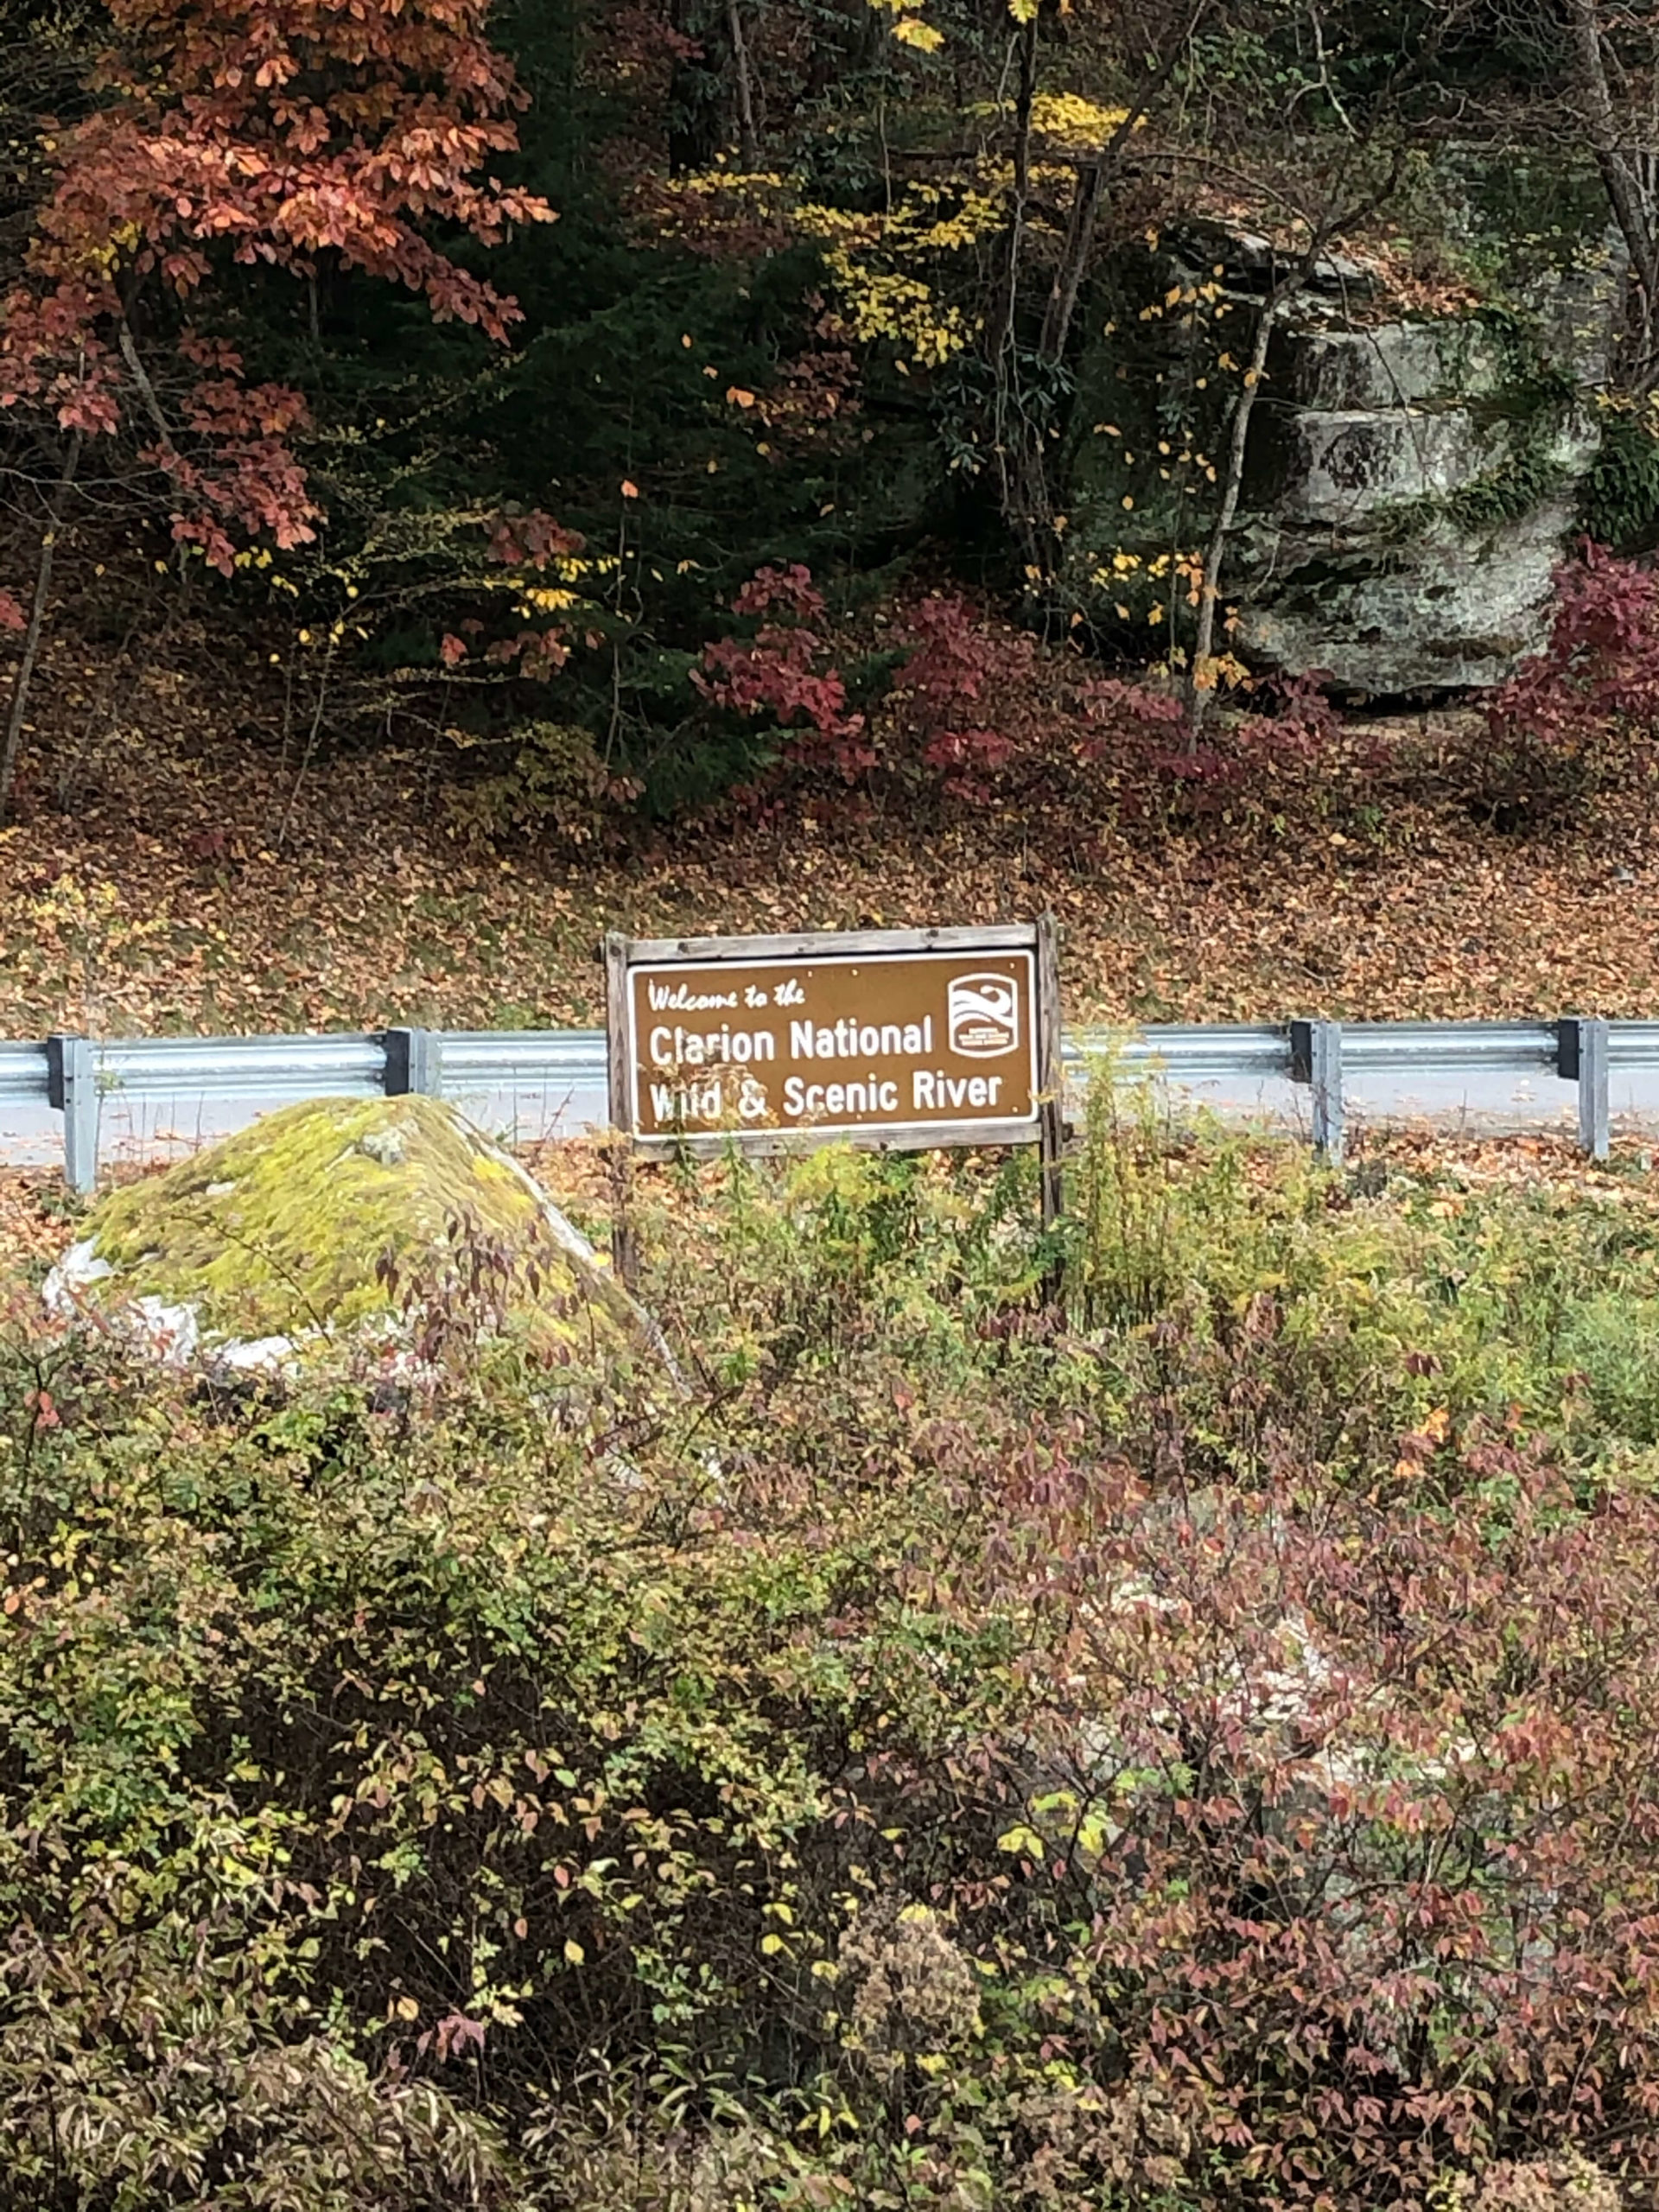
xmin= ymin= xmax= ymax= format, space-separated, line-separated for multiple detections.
xmin=4 ymin=1136 xmax=1659 ymax=2206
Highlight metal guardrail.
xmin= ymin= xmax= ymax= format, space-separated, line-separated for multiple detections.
xmin=2 ymin=1015 xmax=1633 ymax=1193
xmin=1074 ymin=1023 xmax=1292 ymax=1082
xmin=98 ymin=1033 xmax=390 ymax=1099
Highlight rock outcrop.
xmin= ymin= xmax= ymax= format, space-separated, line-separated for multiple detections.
xmin=1230 ymin=295 xmax=1608 ymax=694
xmin=44 ymin=1095 xmax=668 ymax=1382
xmin=1065 ymin=226 xmax=1620 ymax=696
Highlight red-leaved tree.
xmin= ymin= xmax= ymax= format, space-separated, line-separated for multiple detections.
xmin=0 ymin=0 xmax=554 ymax=813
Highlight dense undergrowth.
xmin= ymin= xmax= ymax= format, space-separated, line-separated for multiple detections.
xmin=7 ymin=1100 xmax=1659 ymax=2207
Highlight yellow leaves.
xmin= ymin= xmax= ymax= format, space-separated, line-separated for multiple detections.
xmin=868 ymin=0 xmax=943 ymax=50
xmin=818 ymin=253 xmax=965 ymax=365
xmin=788 ymin=179 xmax=998 ymax=367
xmin=668 ymin=157 xmax=995 ymax=372
xmin=1028 ymin=92 xmax=1140 ymax=149
xmin=563 ymin=1938 xmax=584 ymax=1966
xmin=1394 ymin=1406 xmax=1453 ymax=1482
xmin=1191 ymin=648 xmax=1249 ymax=696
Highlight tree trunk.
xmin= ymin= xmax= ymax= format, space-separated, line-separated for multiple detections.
xmin=668 ymin=0 xmax=724 ymax=173
xmin=990 ymin=16 xmax=1047 ymax=575
xmin=727 ymin=0 xmax=760 ymax=168
xmin=989 ymin=14 xmax=1039 ymax=373
xmin=1187 ymin=142 xmax=1408 ymax=725
xmin=0 ymin=432 xmax=82 ymax=823
xmin=1038 ymin=161 xmax=1105 ymax=365
xmin=1035 ymin=0 xmax=1210 ymax=367
xmin=1188 ymin=294 xmax=1278 ymax=726
xmin=993 ymin=0 xmax=1214 ymax=575
xmin=1566 ymin=0 xmax=1659 ymax=385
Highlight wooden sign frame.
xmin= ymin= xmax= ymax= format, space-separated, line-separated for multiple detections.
xmin=605 ymin=919 xmax=1064 ymax=1225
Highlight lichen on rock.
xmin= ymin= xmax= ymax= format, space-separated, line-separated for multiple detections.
xmin=43 ymin=1095 xmax=664 ymax=1380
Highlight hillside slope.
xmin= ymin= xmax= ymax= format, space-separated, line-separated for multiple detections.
xmin=3 ymin=629 xmax=1653 ymax=1041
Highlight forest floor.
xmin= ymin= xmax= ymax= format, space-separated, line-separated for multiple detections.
xmin=1 ymin=626 xmax=1654 ymax=1043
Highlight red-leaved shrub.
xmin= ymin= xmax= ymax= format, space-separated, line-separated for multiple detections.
xmin=1486 ymin=539 xmax=1659 ymax=813
xmin=694 ymin=563 xmax=874 ymax=782
xmin=899 ymin=1424 xmax=1659 ymax=2204
xmin=695 ymin=578 xmax=1376 ymax=837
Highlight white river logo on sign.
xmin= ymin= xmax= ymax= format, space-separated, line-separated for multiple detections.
xmin=947 ymin=972 xmax=1020 ymax=1058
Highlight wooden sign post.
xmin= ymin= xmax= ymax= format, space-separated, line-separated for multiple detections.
xmin=604 ymin=918 xmax=1065 ymax=1240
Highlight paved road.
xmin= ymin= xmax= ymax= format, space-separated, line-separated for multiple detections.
xmin=3 ymin=1059 xmax=1656 ymax=1178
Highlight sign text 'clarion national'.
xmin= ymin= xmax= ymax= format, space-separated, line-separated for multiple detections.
xmin=624 ymin=947 xmax=1039 ymax=1141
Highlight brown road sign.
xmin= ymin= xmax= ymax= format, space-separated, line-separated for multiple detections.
xmin=606 ymin=925 xmax=1058 ymax=1156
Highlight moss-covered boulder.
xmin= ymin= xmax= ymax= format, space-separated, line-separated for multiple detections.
xmin=43 ymin=1096 xmax=666 ymax=1381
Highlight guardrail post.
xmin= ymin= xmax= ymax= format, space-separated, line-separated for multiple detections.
xmin=46 ymin=1035 xmax=99 ymax=1195
xmin=384 ymin=1027 xmax=442 ymax=1097
xmin=1559 ymin=1017 xmax=1610 ymax=1160
xmin=1289 ymin=1019 xmax=1344 ymax=1163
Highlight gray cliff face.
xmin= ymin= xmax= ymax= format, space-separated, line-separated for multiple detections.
xmin=1062 ymin=233 xmax=1621 ymax=697
xmin=1230 ymin=270 xmax=1616 ymax=696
